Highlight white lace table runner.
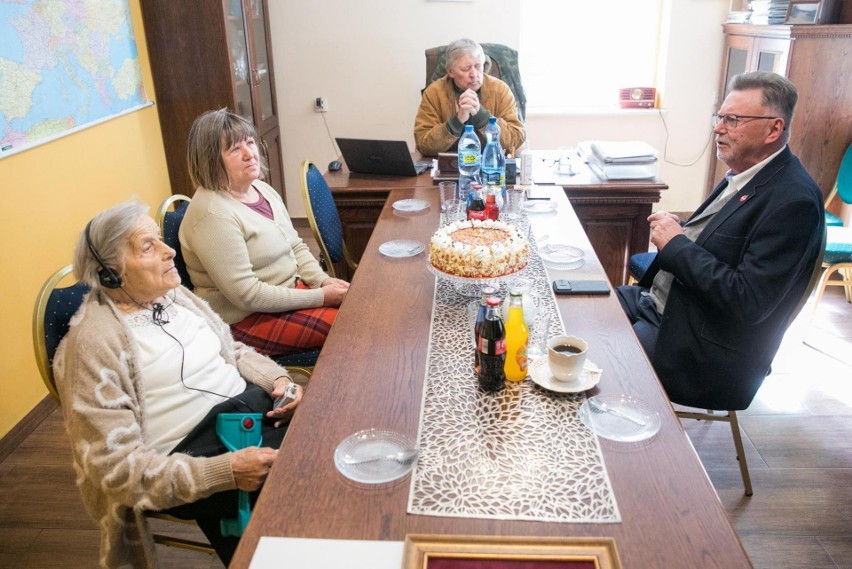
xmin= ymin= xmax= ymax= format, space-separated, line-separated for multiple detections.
xmin=407 ymin=236 xmax=621 ymax=523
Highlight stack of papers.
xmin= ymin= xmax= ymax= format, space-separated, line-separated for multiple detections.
xmin=590 ymin=141 xmax=659 ymax=164
xmin=583 ymin=141 xmax=660 ymax=180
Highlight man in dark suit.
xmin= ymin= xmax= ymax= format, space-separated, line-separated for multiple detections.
xmin=617 ymin=71 xmax=824 ymax=411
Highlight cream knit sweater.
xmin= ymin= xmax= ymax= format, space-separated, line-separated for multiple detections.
xmin=180 ymin=181 xmax=330 ymax=324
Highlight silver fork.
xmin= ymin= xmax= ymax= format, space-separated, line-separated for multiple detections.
xmin=342 ymin=448 xmax=419 ymax=466
xmin=588 ymin=399 xmax=647 ymax=426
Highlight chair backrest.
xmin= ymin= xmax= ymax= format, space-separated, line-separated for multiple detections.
xmin=424 ymin=43 xmax=527 ymax=122
xmin=155 ymin=194 xmax=193 ymax=291
xmin=32 ymin=265 xmax=90 ymax=402
xmin=300 ymin=160 xmax=355 ymax=279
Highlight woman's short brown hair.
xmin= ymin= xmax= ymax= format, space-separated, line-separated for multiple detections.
xmin=186 ymin=108 xmax=268 ymax=192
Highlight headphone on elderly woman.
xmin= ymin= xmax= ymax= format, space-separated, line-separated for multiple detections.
xmin=84 ymin=220 xmax=123 ymax=289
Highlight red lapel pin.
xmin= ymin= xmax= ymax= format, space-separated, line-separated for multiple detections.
xmin=740 ymin=195 xmax=749 ymax=203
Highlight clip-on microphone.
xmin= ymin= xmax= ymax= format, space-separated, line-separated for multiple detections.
xmin=216 ymin=413 xmax=262 ymax=536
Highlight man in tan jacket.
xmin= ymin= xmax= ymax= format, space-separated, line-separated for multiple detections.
xmin=414 ymin=38 xmax=525 ymax=156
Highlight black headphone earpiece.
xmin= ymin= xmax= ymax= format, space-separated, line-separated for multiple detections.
xmin=84 ymin=220 xmax=123 ymax=289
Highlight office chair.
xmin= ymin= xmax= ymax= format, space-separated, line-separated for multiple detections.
xmin=300 ymin=160 xmax=358 ymax=281
xmin=812 ymin=144 xmax=852 ymax=310
xmin=424 ymin=43 xmax=527 ymax=122
xmin=155 ymin=194 xmax=194 ymax=290
xmin=675 ymin=228 xmax=825 ymax=496
xmin=32 ymin=264 xmax=216 ymax=555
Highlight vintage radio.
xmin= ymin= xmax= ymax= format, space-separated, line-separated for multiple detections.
xmin=619 ymin=87 xmax=656 ymax=109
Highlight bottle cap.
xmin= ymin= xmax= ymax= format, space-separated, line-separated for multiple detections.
xmin=486 ymin=296 xmax=501 ymax=307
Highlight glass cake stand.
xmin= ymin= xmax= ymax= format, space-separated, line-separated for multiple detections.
xmin=427 ymin=263 xmax=524 ymax=297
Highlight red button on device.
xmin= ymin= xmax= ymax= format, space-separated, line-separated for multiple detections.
xmin=242 ymin=417 xmax=255 ymax=430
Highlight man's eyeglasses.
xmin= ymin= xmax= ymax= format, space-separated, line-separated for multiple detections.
xmin=711 ymin=113 xmax=780 ymax=130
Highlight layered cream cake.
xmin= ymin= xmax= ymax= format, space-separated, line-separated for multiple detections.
xmin=429 ymin=219 xmax=529 ymax=278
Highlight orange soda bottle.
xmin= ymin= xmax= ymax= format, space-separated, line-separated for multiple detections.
xmin=504 ymin=287 xmax=529 ymax=381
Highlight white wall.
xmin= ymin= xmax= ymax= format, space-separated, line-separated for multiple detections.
xmin=268 ymin=0 xmax=729 ymax=217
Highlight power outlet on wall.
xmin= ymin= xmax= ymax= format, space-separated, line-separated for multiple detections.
xmin=314 ymin=97 xmax=328 ymax=113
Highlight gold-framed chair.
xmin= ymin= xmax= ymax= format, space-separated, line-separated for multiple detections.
xmin=32 ymin=264 xmax=216 ymax=556
xmin=299 ymin=160 xmax=358 ymax=280
xmin=155 ymin=194 xmax=194 ymax=290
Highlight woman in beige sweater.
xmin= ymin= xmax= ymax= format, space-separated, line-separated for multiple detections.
xmin=180 ymin=109 xmax=349 ymax=357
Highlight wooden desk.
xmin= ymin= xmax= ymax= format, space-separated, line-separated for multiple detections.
xmin=231 ymin=188 xmax=751 ymax=569
xmin=325 ymin=154 xmax=666 ymax=286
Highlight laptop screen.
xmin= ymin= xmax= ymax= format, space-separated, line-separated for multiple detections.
xmin=336 ymin=138 xmax=430 ymax=177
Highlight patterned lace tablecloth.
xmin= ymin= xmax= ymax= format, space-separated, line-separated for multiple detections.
xmin=407 ymin=236 xmax=620 ymax=523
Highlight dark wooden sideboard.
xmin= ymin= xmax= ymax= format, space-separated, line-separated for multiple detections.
xmin=325 ymin=158 xmax=666 ymax=286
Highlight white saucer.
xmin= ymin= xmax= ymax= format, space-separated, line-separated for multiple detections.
xmin=392 ymin=199 xmax=429 ymax=212
xmin=528 ymin=358 xmax=601 ymax=393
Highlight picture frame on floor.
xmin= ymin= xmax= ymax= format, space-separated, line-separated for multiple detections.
xmin=402 ymin=534 xmax=623 ymax=569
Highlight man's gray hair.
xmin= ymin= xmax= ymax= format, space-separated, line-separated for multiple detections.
xmin=73 ymin=201 xmax=150 ymax=290
xmin=730 ymin=71 xmax=798 ymax=143
xmin=445 ymin=38 xmax=485 ymax=72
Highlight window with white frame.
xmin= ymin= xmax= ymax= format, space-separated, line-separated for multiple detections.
xmin=519 ymin=0 xmax=665 ymax=113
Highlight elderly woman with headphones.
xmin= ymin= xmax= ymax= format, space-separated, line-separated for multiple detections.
xmin=53 ymin=201 xmax=303 ymax=567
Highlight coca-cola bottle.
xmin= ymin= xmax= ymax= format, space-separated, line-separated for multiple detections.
xmin=477 ymin=297 xmax=506 ymax=392
xmin=473 ymin=285 xmax=498 ymax=373
xmin=466 ymin=184 xmax=486 ymax=221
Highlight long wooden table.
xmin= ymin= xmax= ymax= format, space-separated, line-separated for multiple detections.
xmin=232 ymin=187 xmax=750 ymax=568
xmin=325 ymin=153 xmax=666 ymax=286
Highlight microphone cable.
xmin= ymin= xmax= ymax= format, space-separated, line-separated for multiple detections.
xmin=121 ymin=288 xmax=254 ymax=413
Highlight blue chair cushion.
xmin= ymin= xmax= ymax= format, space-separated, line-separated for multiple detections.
xmin=45 ymin=283 xmax=90 ymax=364
xmin=824 ymin=242 xmax=852 ymax=265
xmin=825 ymin=212 xmax=844 ymax=227
xmin=272 ymin=348 xmax=321 ymax=368
xmin=305 ymin=164 xmax=345 ymax=263
xmin=629 ymin=252 xmax=657 ymax=282
xmin=162 ymin=200 xmax=193 ymax=290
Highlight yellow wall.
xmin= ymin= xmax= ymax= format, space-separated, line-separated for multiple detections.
xmin=0 ymin=1 xmax=171 ymax=438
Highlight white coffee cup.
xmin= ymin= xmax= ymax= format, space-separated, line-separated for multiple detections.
xmin=547 ymin=335 xmax=588 ymax=382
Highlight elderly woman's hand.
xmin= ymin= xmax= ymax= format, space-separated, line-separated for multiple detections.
xmin=230 ymin=447 xmax=278 ymax=491
xmin=267 ymin=377 xmax=303 ymax=428
xmin=321 ymin=279 xmax=349 ymax=307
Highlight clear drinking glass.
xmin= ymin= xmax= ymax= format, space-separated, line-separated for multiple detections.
xmin=442 ymin=199 xmax=466 ymax=226
xmin=527 ymin=312 xmax=551 ymax=360
xmin=438 ymin=181 xmax=457 ymax=221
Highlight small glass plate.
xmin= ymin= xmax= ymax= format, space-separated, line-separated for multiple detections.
xmin=578 ymin=394 xmax=661 ymax=443
xmin=392 ymin=199 xmax=430 ymax=212
xmin=523 ymin=200 xmax=557 ymax=214
xmin=379 ymin=240 xmax=424 ymax=257
xmin=334 ymin=429 xmax=416 ymax=484
xmin=539 ymin=244 xmax=584 ymax=265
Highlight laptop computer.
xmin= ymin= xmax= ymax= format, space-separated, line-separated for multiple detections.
xmin=336 ymin=138 xmax=431 ymax=176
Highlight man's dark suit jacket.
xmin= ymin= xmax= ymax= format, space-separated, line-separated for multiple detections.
xmin=638 ymin=146 xmax=825 ymax=410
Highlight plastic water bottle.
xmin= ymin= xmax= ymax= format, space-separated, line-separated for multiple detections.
xmin=458 ymin=125 xmax=481 ymax=177
xmin=484 ymin=116 xmax=500 ymax=145
xmin=481 ymin=118 xmax=505 ymax=207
